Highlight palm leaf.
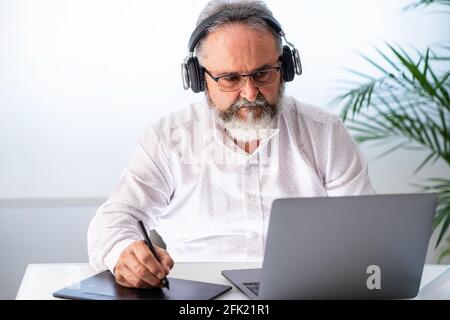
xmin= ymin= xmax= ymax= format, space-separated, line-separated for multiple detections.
xmin=438 ymin=238 xmax=450 ymax=263
xmin=334 ymin=43 xmax=450 ymax=166
xmin=414 ymin=179 xmax=450 ymax=257
xmin=404 ymin=0 xmax=450 ymax=11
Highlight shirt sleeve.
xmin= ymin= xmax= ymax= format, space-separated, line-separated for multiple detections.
xmin=87 ymin=125 xmax=175 ymax=273
xmin=324 ymin=116 xmax=376 ymax=196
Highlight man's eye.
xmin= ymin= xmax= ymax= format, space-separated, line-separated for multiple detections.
xmin=222 ymin=75 xmax=241 ymax=83
xmin=254 ymin=70 xmax=270 ymax=80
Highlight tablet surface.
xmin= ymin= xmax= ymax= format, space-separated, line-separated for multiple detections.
xmin=53 ymin=271 xmax=232 ymax=300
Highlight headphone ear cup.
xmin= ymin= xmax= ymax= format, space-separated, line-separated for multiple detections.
xmin=187 ymin=57 xmax=205 ymax=93
xmin=281 ymin=45 xmax=295 ymax=82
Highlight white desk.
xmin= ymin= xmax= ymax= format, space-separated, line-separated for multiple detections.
xmin=16 ymin=263 xmax=449 ymax=300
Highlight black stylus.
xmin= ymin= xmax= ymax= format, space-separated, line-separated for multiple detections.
xmin=137 ymin=220 xmax=170 ymax=289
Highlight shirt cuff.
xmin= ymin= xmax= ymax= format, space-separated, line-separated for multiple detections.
xmin=104 ymin=238 xmax=137 ymax=275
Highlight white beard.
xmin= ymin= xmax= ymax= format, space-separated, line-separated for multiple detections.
xmin=207 ymin=86 xmax=284 ymax=142
xmin=222 ymin=117 xmax=279 ymax=142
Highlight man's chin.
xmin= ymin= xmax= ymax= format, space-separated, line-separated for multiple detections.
xmin=237 ymin=107 xmax=263 ymax=122
xmin=226 ymin=117 xmax=274 ymax=131
xmin=232 ymin=119 xmax=260 ymax=128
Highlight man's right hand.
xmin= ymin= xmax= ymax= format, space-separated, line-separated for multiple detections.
xmin=114 ymin=240 xmax=174 ymax=289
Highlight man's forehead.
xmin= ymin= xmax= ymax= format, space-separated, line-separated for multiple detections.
xmin=201 ymin=23 xmax=279 ymax=74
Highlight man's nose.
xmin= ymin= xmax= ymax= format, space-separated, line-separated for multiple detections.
xmin=239 ymin=76 xmax=259 ymax=102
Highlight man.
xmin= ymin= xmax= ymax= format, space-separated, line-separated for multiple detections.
xmin=88 ymin=0 xmax=375 ymax=289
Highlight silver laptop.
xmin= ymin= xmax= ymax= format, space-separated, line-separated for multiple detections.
xmin=222 ymin=193 xmax=438 ymax=299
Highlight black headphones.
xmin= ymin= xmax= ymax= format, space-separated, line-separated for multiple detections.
xmin=181 ymin=9 xmax=302 ymax=93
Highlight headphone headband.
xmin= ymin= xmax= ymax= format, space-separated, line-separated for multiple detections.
xmin=188 ymin=9 xmax=284 ymax=53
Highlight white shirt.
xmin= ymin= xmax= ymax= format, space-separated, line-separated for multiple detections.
xmin=87 ymin=95 xmax=375 ymax=272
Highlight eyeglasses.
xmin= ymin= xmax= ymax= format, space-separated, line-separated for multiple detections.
xmin=203 ymin=65 xmax=281 ymax=92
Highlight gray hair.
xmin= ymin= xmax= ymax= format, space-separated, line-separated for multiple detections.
xmin=195 ymin=0 xmax=283 ymax=63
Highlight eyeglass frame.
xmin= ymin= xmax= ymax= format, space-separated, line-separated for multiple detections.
xmin=202 ymin=62 xmax=282 ymax=92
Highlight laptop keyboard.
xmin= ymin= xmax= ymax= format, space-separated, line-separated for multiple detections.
xmin=243 ymin=282 xmax=260 ymax=295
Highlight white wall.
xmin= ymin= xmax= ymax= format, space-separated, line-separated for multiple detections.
xmin=1 ymin=0 xmax=449 ymax=199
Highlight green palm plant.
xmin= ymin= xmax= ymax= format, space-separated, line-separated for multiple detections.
xmin=332 ymin=0 xmax=450 ymax=262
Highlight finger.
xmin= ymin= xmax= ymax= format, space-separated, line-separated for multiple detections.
xmin=115 ymin=270 xmax=133 ymax=288
xmin=115 ymin=264 xmax=144 ymax=288
xmin=124 ymin=250 xmax=163 ymax=288
xmin=155 ymin=247 xmax=174 ymax=274
xmin=121 ymin=263 xmax=155 ymax=289
xmin=133 ymin=241 xmax=166 ymax=280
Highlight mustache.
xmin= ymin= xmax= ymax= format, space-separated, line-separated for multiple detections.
xmin=219 ymin=94 xmax=276 ymax=123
